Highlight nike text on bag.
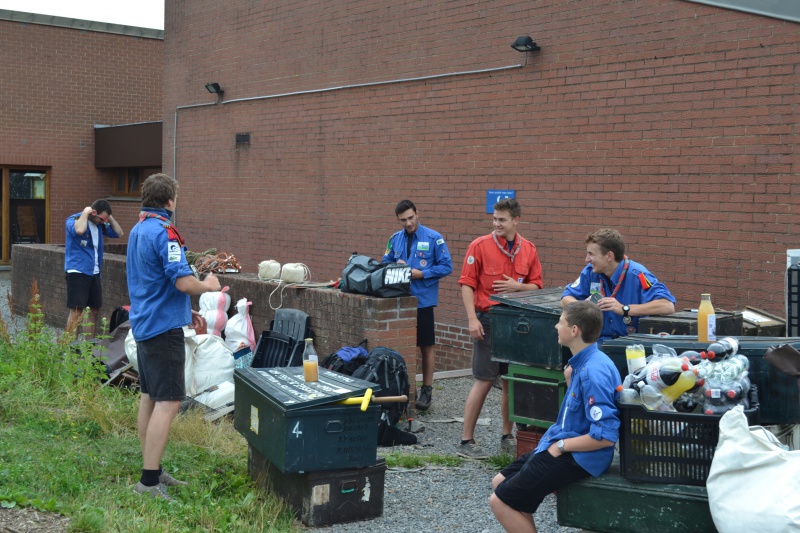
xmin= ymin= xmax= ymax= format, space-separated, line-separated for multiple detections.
xmin=339 ymin=254 xmax=411 ymax=298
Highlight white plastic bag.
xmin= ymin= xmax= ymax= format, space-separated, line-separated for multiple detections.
xmin=224 ymin=298 xmax=256 ymax=353
xmin=199 ymin=286 xmax=231 ymax=337
xmin=707 ymin=405 xmax=800 ymax=532
xmin=189 ymin=333 xmax=234 ymax=396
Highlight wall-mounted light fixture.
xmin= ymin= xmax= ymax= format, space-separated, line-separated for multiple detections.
xmin=511 ymin=36 xmax=540 ymax=52
xmin=205 ymin=82 xmax=224 ymax=98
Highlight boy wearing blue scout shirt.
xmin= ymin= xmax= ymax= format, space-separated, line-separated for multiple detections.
xmin=490 ymin=301 xmax=621 ymax=532
xmin=561 ymin=228 xmax=675 ymax=342
xmin=382 ymin=199 xmax=453 ymax=410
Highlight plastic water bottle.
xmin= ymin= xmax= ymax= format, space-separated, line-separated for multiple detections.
xmin=303 ymin=338 xmax=319 ymax=382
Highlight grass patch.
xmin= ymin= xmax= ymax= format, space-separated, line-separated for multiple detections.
xmin=0 ymin=291 xmax=298 ymax=532
xmin=380 ymin=451 xmax=464 ymax=469
xmin=485 ymin=453 xmax=515 ymax=470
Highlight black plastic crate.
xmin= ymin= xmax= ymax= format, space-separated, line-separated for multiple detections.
xmin=618 ymin=399 xmax=759 ymax=486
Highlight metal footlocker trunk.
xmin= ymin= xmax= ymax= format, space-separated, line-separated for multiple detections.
xmin=249 ymin=445 xmax=385 ymax=527
xmin=557 ymin=459 xmax=715 ymax=533
xmin=234 ymin=367 xmax=380 ymax=473
xmin=601 ymin=334 xmax=800 ymax=425
xmin=637 ymin=310 xmax=742 ymax=336
xmin=489 ymin=287 xmax=570 ymax=369
xmin=504 ymin=364 xmax=565 ymax=428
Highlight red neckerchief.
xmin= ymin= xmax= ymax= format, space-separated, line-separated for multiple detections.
xmin=139 ymin=211 xmax=185 ymax=247
xmin=599 ymin=256 xmax=629 ymax=299
xmin=492 ymin=232 xmax=521 ymax=263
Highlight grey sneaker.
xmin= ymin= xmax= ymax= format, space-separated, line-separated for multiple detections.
xmin=159 ymin=470 xmax=188 ymax=487
xmin=501 ymin=435 xmax=517 ymax=455
xmin=134 ymin=482 xmax=173 ymax=501
xmin=456 ymin=440 xmax=489 ymax=460
xmin=415 ymin=385 xmax=433 ymax=411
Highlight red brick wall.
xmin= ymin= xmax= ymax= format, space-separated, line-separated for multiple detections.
xmin=0 ymin=18 xmax=163 ymax=249
xmin=163 ymin=0 xmax=799 ymax=370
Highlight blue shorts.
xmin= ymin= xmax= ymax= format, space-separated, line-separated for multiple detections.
xmin=494 ymin=451 xmax=589 ymax=514
xmin=137 ymin=328 xmax=186 ymax=401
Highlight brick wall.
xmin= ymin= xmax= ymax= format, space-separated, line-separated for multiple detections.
xmin=0 ymin=16 xmax=163 ymax=252
xmin=10 ymin=244 xmax=419 ymax=397
xmin=163 ymin=0 xmax=798 ymax=370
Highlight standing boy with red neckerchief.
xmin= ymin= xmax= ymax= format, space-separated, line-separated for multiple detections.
xmin=456 ymin=198 xmax=544 ymax=459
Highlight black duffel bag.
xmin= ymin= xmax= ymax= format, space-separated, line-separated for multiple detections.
xmin=339 ymin=253 xmax=411 ymax=298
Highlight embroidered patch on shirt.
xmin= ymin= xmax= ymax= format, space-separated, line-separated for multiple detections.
xmin=570 ymin=277 xmax=580 ymax=288
xmin=467 ymin=255 xmax=475 ymax=265
xmin=417 ymin=242 xmax=430 ymax=251
xmin=436 ymin=238 xmax=444 ymax=245
xmin=590 ymin=406 xmax=603 ymax=421
xmin=639 ymin=272 xmax=653 ymax=290
xmin=588 ymin=396 xmax=595 ymax=406
xmin=420 ymin=260 xmax=427 ymax=267
xmin=167 ymin=242 xmax=182 ymax=262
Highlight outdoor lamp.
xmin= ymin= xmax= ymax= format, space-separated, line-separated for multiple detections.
xmin=205 ymin=82 xmax=224 ymax=97
xmin=511 ymin=36 xmax=540 ymax=52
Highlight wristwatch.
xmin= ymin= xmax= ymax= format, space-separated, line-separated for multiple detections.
xmin=557 ymin=439 xmax=566 ymax=453
xmin=622 ymin=305 xmax=631 ymax=325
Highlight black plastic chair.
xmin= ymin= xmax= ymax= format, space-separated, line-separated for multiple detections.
xmin=252 ymin=331 xmax=295 ymax=368
xmin=270 ymin=309 xmax=310 ymax=366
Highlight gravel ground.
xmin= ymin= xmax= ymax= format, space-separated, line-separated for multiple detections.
xmin=311 ymin=377 xmax=583 ymax=533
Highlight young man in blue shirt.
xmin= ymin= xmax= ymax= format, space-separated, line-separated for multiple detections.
xmin=490 ymin=300 xmax=621 ymax=532
xmin=127 ymin=173 xmax=221 ymax=500
xmin=64 ymin=199 xmax=123 ymax=338
xmin=383 ymin=200 xmax=452 ymax=410
xmin=561 ymin=228 xmax=675 ymax=343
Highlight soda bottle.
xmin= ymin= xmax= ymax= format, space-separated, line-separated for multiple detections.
xmin=660 ymin=369 xmax=698 ymax=403
xmin=706 ymin=337 xmax=739 ymax=360
xmin=626 ymin=344 xmax=647 ymax=375
xmin=698 ymin=294 xmax=716 ymax=343
xmin=302 ymin=338 xmax=319 ymax=382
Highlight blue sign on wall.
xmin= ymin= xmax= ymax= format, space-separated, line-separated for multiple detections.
xmin=486 ymin=190 xmax=516 ymax=213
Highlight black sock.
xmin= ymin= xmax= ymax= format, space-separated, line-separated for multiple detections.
xmin=140 ymin=469 xmax=160 ymax=487
xmin=501 ymin=434 xmax=513 ymax=440
xmin=461 ymin=439 xmax=473 ymax=445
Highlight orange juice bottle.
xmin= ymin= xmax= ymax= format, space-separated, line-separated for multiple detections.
xmin=698 ymin=294 xmax=716 ymax=343
xmin=302 ymin=338 xmax=319 ymax=382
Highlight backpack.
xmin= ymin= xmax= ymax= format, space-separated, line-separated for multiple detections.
xmin=351 ymin=347 xmax=410 ymax=426
xmin=339 ymin=253 xmax=411 ymax=298
xmin=321 ymin=342 xmax=369 ymax=376
xmin=109 ymin=305 xmax=130 ymax=333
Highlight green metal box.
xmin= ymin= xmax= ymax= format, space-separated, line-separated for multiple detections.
xmin=504 ymin=364 xmax=565 ymax=428
xmin=557 ymin=459 xmax=715 ymax=533
xmin=234 ymin=367 xmax=380 ymax=473
xmin=489 ymin=287 xmax=570 ymax=369
xmin=601 ymin=334 xmax=800 ymax=425
xmin=248 ymin=445 xmax=385 ymax=527
xmin=638 ymin=310 xmax=742 ymax=336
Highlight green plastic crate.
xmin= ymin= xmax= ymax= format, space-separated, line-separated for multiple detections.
xmin=504 ymin=364 xmax=565 ymax=428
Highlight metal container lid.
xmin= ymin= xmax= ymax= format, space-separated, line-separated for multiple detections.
xmin=489 ymin=286 xmax=564 ymax=314
xmin=235 ymin=367 xmax=380 ymax=411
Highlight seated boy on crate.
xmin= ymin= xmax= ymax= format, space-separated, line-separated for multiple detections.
xmin=489 ymin=300 xmax=622 ymax=533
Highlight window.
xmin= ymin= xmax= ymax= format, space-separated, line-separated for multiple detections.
xmin=113 ymin=168 xmax=142 ymax=196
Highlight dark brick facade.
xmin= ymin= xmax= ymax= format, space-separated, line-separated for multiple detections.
xmin=0 ymin=13 xmax=163 ymax=258
xmin=161 ymin=0 xmax=798 ymax=370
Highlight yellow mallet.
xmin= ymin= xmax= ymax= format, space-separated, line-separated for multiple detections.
xmin=336 ymin=388 xmax=409 ymax=411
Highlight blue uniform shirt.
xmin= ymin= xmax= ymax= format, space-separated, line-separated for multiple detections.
xmin=535 ymin=343 xmax=622 ymax=477
xmin=64 ymin=212 xmax=120 ymax=275
xmin=382 ymin=223 xmax=452 ymax=308
xmin=561 ymin=259 xmax=675 ymax=341
xmin=126 ymin=208 xmax=194 ymax=341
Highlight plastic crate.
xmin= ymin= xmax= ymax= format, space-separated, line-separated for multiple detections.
xmin=516 ymin=427 xmax=546 ymax=459
xmin=618 ymin=399 xmax=759 ymax=486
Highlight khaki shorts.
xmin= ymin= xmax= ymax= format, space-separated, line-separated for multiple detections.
xmin=472 ymin=311 xmax=508 ymax=381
